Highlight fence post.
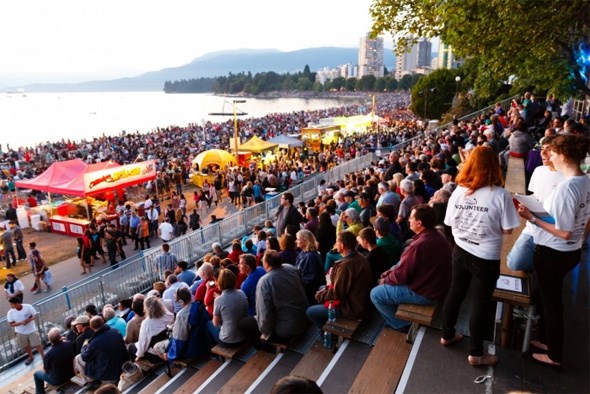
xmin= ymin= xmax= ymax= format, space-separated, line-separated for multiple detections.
xmin=62 ymin=286 xmax=72 ymax=310
xmin=99 ymin=279 xmax=106 ymax=306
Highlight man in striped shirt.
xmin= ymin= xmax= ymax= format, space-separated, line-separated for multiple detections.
xmin=155 ymin=243 xmax=178 ymax=280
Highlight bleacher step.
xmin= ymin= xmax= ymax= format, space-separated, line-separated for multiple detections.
xmin=175 ymin=359 xmax=222 ymax=393
xmin=290 ymin=341 xmax=334 ymax=381
xmin=349 ymin=328 xmax=411 ymax=393
xmin=217 ymin=351 xmax=278 ymax=394
xmin=137 ymin=372 xmax=170 ymax=394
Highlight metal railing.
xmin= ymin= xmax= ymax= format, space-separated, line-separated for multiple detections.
xmin=0 ymin=149 xmax=382 ymax=371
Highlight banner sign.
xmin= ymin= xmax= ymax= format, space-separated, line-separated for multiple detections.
xmin=83 ymin=160 xmax=156 ymax=193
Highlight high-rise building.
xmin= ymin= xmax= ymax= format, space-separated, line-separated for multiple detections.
xmin=358 ymin=33 xmax=384 ymax=78
xmin=437 ymin=43 xmax=463 ymax=69
xmin=395 ymin=38 xmax=432 ymax=79
xmin=416 ymin=39 xmax=432 ymax=68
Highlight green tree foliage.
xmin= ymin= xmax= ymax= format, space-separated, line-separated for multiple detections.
xmin=369 ymin=0 xmax=590 ymax=98
xmin=410 ymin=69 xmax=460 ymax=119
xmin=398 ymin=74 xmax=414 ymax=90
xmin=164 ymin=78 xmax=215 ymax=93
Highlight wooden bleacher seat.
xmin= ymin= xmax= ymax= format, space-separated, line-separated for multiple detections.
xmin=322 ymin=318 xmax=361 ymax=340
xmin=395 ymin=303 xmax=437 ymax=343
xmin=211 ymin=342 xmax=250 ymax=360
xmin=175 ymin=359 xmax=223 ymax=393
xmin=137 ymin=372 xmax=170 ymax=394
xmin=349 ymin=328 xmax=411 ymax=393
xmin=217 ymin=351 xmax=278 ymax=394
xmin=45 ymin=381 xmax=70 ymax=393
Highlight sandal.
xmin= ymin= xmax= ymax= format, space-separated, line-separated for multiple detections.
xmin=530 ymin=340 xmax=548 ymax=351
xmin=468 ymin=355 xmax=499 ymax=366
xmin=440 ymin=333 xmax=464 ymax=346
xmin=24 ymin=357 xmax=34 ymax=366
xmin=531 ymin=353 xmax=561 ymax=371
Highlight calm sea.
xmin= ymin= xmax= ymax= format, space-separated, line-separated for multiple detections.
xmin=0 ymin=92 xmax=366 ymax=149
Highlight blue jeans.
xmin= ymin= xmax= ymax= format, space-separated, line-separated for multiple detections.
xmin=34 ymin=370 xmax=60 ymax=394
xmin=370 ymin=284 xmax=432 ymax=330
xmin=306 ymin=304 xmax=339 ymax=330
xmin=206 ymin=320 xmax=220 ymax=343
xmin=507 ymin=232 xmax=535 ymax=271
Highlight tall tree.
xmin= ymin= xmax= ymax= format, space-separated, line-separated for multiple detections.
xmin=370 ymin=0 xmax=590 ymax=98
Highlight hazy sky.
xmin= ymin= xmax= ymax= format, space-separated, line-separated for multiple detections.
xmin=0 ymin=0 xmax=389 ymax=85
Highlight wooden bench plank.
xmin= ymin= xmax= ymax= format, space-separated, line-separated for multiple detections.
xmin=176 ymin=359 xmax=222 ymax=393
xmin=395 ymin=304 xmax=436 ymax=326
xmin=349 ymin=328 xmax=411 ymax=394
xmin=290 ymin=341 xmax=334 ymax=381
xmin=217 ymin=351 xmax=277 ymax=394
xmin=322 ymin=318 xmax=361 ymax=339
xmin=211 ymin=342 xmax=250 ymax=360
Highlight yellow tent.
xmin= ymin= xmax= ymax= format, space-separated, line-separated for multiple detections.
xmin=192 ymin=149 xmax=236 ymax=170
xmin=238 ymin=135 xmax=278 ymax=153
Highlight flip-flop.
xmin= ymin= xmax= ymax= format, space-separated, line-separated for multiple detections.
xmin=531 ymin=353 xmax=561 ymax=371
xmin=24 ymin=358 xmax=34 ymax=366
xmin=440 ymin=333 xmax=464 ymax=346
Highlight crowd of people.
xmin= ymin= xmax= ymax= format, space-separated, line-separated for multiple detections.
xmin=4 ymin=91 xmax=590 ymax=392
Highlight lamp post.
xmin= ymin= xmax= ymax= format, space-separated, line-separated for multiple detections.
xmin=455 ymin=75 xmax=461 ymax=96
xmin=418 ymin=88 xmax=436 ymax=122
xmin=209 ymin=99 xmax=247 ymax=162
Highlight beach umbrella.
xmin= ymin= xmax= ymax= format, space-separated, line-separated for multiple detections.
xmin=192 ymin=149 xmax=236 ymax=170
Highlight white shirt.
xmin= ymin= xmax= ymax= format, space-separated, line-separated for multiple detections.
xmin=445 ymin=185 xmax=520 ymax=260
xmin=162 ymin=282 xmax=189 ymax=313
xmin=5 ymin=279 xmax=25 ymax=298
xmin=534 ymin=175 xmax=590 ymax=251
xmin=158 ymin=222 xmax=174 ymax=241
xmin=7 ymin=304 xmax=38 ymax=335
xmin=522 ymin=166 xmax=564 ymax=236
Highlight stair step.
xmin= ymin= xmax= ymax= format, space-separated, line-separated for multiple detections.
xmin=290 ymin=341 xmax=334 ymax=382
xmin=349 ymin=328 xmax=411 ymax=393
xmin=218 ymin=351 xmax=278 ymax=394
xmin=175 ymin=359 xmax=222 ymax=393
xmin=137 ymin=372 xmax=170 ymax=394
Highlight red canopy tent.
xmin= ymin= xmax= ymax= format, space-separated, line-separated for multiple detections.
xmin=14 ymin=159 xmax=88 ymax=192
xmin=47 ymin=161 xmax=121 ymax=196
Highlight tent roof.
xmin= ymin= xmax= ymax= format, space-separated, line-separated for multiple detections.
xmin=268 ymin=135 xmax=303 ymax=148
xmin=14 ymin=159 xmax=87 ymax=192
xmin=238 ymin=136 xmax=277 ymax=153
xmin=49 ymin=161 xmax=121 ymax=196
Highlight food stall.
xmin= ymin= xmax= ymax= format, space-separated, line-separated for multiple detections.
xmin=300 ymin=125 xmax=341 ymax=151
xmin=15 ymin=159 xmax=157 ymax=236
xmin=237 ymin=136 xmax=278 ymax=167
xmin=191 ymin=149 xmax=237 ymax=188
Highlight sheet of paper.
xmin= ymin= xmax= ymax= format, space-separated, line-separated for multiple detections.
xmin=496 ymin=275 xmax=523 ymax=292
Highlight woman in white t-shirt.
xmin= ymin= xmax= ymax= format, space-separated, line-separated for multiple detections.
xmin=517 ymin=134 xmax=590 ymax=369
xmin=441 ymin=146 xmax=520 ymax=366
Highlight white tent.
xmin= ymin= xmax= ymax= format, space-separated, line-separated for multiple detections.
xmin=268 ymin=135 xmax=304 ymax=149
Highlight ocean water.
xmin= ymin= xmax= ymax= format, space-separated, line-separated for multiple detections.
xmin=0 ymin=91 xmax=366 ymax=149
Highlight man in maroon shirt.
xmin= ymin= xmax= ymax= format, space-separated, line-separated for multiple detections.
xmin=370 ymin=204 xmax=452 ymax=331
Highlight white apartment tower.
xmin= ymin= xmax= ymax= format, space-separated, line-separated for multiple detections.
xmin=358 ymin=33 xmax=384 ymax=78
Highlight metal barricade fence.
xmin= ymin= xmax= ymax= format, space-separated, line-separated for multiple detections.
xmin=1 ymin=137 xmax=437 ymax=371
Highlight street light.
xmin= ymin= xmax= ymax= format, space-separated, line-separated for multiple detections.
xmin=418 ymin=88 xmax=436 ymax=121
xmin=455 ymin=76 xmax=461 ymax=95
xmin=209 ymin=99 xmax=247 ymax=162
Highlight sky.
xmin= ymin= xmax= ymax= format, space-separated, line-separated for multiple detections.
xmin=0 ymin=0 xmax=392 ymax=85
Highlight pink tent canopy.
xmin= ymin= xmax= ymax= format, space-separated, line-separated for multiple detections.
xmin=14 ymin=159 xmax=121 ymax=196
xmin=14 ymin=159 xmax=87 ymax=193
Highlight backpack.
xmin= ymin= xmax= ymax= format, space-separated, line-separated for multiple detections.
xmin=167 ymin=302 xmax=212 ymax=362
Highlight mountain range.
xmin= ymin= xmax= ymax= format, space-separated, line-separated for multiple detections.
xmin=8 ymin=47 xmax=397 ymax=92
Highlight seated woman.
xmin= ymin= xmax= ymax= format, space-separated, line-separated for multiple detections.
xmin=204 ymin=269 xmax=222 ymax=317
xmin=295 ymin=230 xmax=326 ymax=305
xmin=207 ymin=269 xmax=249 ymax=347
xmin=131 ymin=295 xmax=174 ymax=365
xmin=279 ymin=233 xmax=298 ymax=266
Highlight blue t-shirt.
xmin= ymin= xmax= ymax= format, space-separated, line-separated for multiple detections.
xmin=240 ymin=266 xmax=266 ymax=316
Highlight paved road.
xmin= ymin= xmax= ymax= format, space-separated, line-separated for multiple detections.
xmin=1 ymin=198 xmax=241 ymax=317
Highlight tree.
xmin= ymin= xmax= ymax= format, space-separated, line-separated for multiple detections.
xmin=357 ymin=75 xmax=377 ymax=91
xmin=374 ymin=78 xmax=386 ymax=92
xmin=398 ymin=74 xmax=413 ymax=90
xmin=410 ymin=69 xmax=460 ymax=120
xmin=385 ymin=76 xmax=398 ymax=91
xmin=345 ymin=78 xmax=357 ymax=91
xmin=370 ymin=0 xmax=590 ymax=98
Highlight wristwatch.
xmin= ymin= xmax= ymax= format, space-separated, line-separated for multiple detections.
xmin=528 ymin=216 xmax=537 ymax=225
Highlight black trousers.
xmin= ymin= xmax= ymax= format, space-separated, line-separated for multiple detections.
xmin=533 ymin=244 xmax=580 ymax=363
xmin=442 ymin=246 xmax=499 ymax=357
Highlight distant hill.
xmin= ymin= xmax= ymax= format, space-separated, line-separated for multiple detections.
xmin=16 ymin=47 xmax=396 ymax=92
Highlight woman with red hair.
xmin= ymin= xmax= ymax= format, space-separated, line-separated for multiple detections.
xmin=440 ymin=146 xmax=520 ymax=366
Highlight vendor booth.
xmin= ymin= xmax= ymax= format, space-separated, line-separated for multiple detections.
xmin=300 ymin=125 xmax=341 ymax=151
xmin=15 ymin=159 xmax=156 ymax=236
xmin=191 ymin=149 xmax=237 ymax=188
xmin=237 ymin=136 xmax=278 ymax=154
xmin=268 ymin=135 xmax=304 ymax=149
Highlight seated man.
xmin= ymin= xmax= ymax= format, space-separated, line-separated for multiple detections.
xmin=240 ymin=250 xmax=309 ymax=344
xmin=103 ymin=306 xmax=127 ymax=337
xmin=306 ymin=231 xmax=373 ymax=330
xmin=373 ymin=217 xmax=402 ymax=264
xmin=238 ymin=253 xmax=266 ymax=316
xmin=370 ymin=205 xmax=452 ymax=331
xmin=75 ymin=316 xmax=128 ymax=389
xmin=34 ymin=327 xmax=75 ymax=394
